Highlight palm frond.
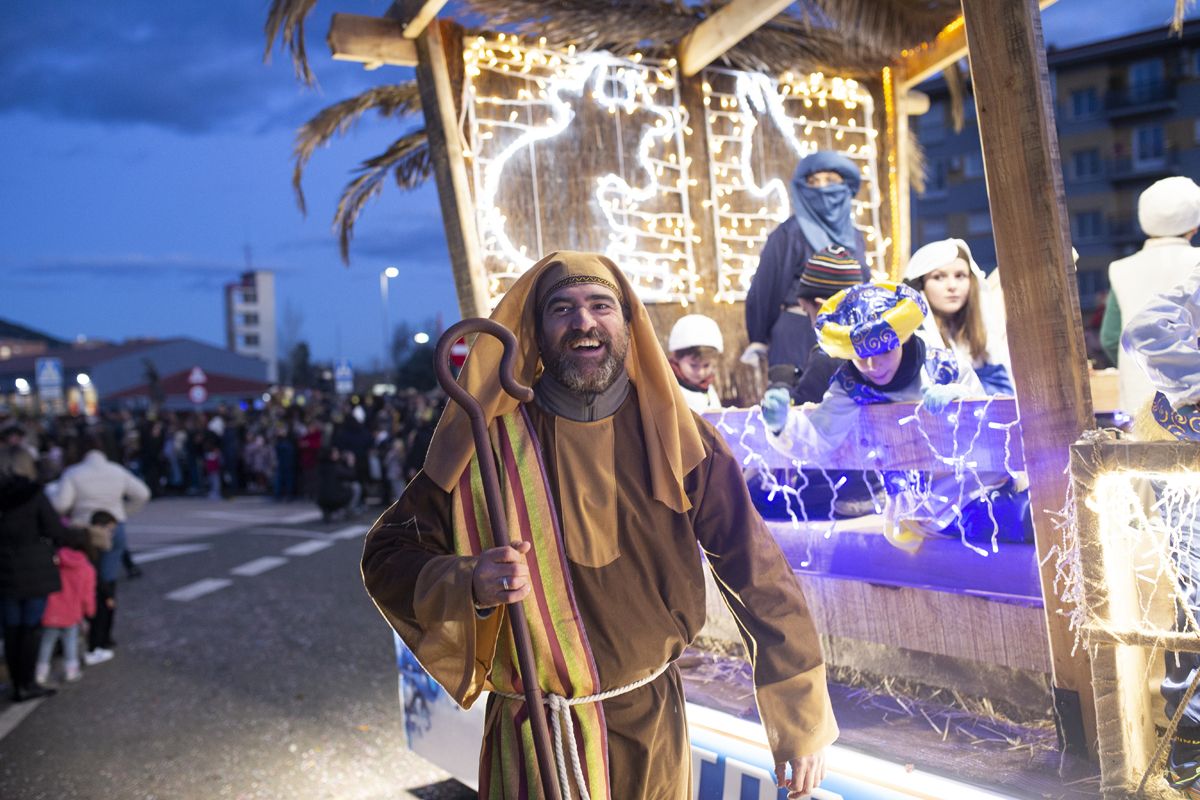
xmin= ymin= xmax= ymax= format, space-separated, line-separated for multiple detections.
xmin=264 ymin=0 xmax=320 ymax=85
xmin=333 ymin=131 xmax=431 ymax=263
xmin=1175 ymin=0 xmax=1196 ymax=34
xmin=292 ymin=82 xmax=423 ymax=214
xmin=459 ymin=0 xmax=956 ymax=77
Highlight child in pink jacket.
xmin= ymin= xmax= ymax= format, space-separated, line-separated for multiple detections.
xmin=36 ymin=546 xmax=97 ymax=684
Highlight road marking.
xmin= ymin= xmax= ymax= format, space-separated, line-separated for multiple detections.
xmin=0 ymin=697 xmax=44 ymax=743
xmin=166 ymin=578 xmax=232 ymax=602
xmin=243 ymin=527 xmax=327 ymax=539
xmin=330 ymin=525 xmax=366 ymax=540
xmin=283 ymin=540 xmax=334 ymax=556
xmin=135 ymin=544 xmax=211 ymax=563
xmin=195 ymin=510 xmax=272 ymax=521
xmin=279 ymin=509 xmax=322 ymax=524
xmin=230 ymin=556 xmax=288 ymax=577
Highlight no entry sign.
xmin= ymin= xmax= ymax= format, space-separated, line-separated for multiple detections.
xmin=449 ymin=337 xmax=469 ymax=368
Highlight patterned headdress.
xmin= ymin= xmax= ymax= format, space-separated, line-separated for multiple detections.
xmin=814 ymin=281 xmax=928 ymax=361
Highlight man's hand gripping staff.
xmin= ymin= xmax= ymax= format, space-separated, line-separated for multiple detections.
xmin=435 ymin=319 xmax=563 ymax=800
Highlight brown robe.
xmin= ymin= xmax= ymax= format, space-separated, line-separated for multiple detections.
xmin=362 ymin=389 xmax=837 ymax=797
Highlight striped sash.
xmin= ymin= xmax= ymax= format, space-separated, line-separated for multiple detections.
xmin=450 ymin=407 xmax=610 ymax=799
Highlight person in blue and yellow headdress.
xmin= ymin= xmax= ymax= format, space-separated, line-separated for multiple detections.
xmin=761 ymin=281 xmax=1030 ymax=551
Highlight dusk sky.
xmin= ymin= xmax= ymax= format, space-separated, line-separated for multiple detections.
xmin=1 ymin=1 xmax=1193 ymax=368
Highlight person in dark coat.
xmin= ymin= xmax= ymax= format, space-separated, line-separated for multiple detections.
xmin=0 ymin=445 xmax=86 ymax=701
xmin=743 ymin=151 xmax=871 ymax=371
xmin=315 ymin=447 xmax=361 ymax=522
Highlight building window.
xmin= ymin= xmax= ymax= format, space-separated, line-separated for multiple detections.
xmin=925 ymin=158 xmax=948 ymax=195
xmin=241 ymin=291 xmax=258 ymax=305
xmin=967 ymin=212 xmax=991 ymax=235
xmin=1069 ymin=88 xmax=1099 ymax=119
xmin=922 ymin=218 xmax=948 ymax=243
xmin=242 ymin=313 xmax=259 ymax=326
xmin=1072 ymin=210 xmax=1104 ymax=241
xmin=1072 ymin=148 xmax=1101 ymax=179
xmin=1134 ymin=124 xmax=1166 ymax=166
xmin=918 ymin=102 xmax=946 ymax=143
xmin=963 ymin=151 xmax=984 ymax=178
xmin=1129 ymin=57 xmax=1165 ymax=103
xmin=243 ymin=334 xmax=260 ymax=347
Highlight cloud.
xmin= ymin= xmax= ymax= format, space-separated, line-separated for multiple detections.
xmin=0 ymin=0 xmax=402 ymax=134
xmin=11 ymin=252 xmax=297 ymax=288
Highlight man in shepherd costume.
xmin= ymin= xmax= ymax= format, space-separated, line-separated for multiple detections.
xmin=362 ymin=251 xmax=837 ymax=798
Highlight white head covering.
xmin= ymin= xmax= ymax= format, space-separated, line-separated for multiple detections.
xmin=667 ymin=314 xmax=724 ymax=353
xmin=904 ymin=238 xmax=986 ymax=283
xmin=1138 ymin=176 xmax=1200 ymax=238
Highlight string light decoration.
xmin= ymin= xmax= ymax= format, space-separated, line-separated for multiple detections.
xmin=1057 ymin=463 xmax=1200 ymax=652
xmin=463 ymin=35 xmax=698 ymax=305
xmin=709 ymin=398 xmax=1023 ymax=558
xmin=700 ymin=69 xmax=888 ymax=302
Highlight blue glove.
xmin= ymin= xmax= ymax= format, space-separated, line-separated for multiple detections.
xmin=920 ymin=383 xmax=970 ymax=414
xmin=761 ymin=387 xmax=792 ymax=433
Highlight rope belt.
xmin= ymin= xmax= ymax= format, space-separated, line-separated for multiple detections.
xmin=494 ymin=662 xmax=671 ymax=800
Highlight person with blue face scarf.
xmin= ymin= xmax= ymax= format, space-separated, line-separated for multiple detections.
xmin=743 ymin=151 xmax=870 ymax=374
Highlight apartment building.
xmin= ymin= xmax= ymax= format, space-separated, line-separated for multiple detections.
xmin=223 ymin=270 xmax=278 ymax=382
xmin=913 ymin=20 xmax=1200 ymax=320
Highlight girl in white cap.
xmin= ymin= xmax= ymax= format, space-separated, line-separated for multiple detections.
xmin=903 ymin=238 xmax=1012 ymax=396
xmin=666 ymin=314 xmax=724 ymax=412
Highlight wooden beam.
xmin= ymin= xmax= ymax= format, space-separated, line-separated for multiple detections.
xmin=704 ymin=399 xmax=1024 ymax=473
xmin=678 ymin=0 xmax=794 ymax=77
xmin=960 ymin=0 xmax=1096 ymax=758
xmin=328 ymin=13 xmax=417 ymax=69
xmin=416 ymin=20 xmax=490 ymax=319
xmin=387 ymin=0 xmax=450 ymax=39
xmin=896 ymin=0 xmax=1058 ymax=91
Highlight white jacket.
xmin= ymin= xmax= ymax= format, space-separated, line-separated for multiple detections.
xmin=49 ymin=450 xmax=151 ymax=525
xmin=1109 ymin=237 xmax=1200 ymax=412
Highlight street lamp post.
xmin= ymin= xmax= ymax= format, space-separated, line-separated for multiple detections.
xmin=380 ymin=266 xmax=399 ymax=369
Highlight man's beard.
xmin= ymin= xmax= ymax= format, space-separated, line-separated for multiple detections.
xmin=541 ymin=326 xmax=629 ymax=394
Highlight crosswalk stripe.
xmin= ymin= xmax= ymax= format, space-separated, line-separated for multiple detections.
xmin=283 ymin=540 xmax=334 ymax=556
xmin=230 ymin=556 xmax=288 ymax=577
xmin=135 ymin=544 xmax=211 ymax=563
xmin=330 ymin=525 xmax=366 ymax=540
xmin=166 ymin=578 xmax=232 ymax=602
xmin=0 ymin=697 xmax=44 ymax=743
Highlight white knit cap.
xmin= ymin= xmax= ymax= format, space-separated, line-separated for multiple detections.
xmin=668 ymin=314 xmax=724 ymax=353
xmin=1138 ymin=176 xmax=1200 ymax=237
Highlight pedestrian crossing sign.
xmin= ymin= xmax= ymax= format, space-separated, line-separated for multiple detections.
xmin=35 ymin=357 xmax=64 ymax=400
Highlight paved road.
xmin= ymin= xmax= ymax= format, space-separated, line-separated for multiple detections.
xmin=0 ymin=496 xmax=475 ymax=800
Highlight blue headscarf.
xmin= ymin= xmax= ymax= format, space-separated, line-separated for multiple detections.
xmin=789 ymin=151 xmax=862 ymax=253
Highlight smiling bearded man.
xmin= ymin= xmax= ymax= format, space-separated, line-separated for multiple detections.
xmin=362 ymin=251 xmax=837 ymax=799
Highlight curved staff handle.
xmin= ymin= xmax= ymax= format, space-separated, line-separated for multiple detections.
xmin=434 ymin=319 xmax=561 ymax=800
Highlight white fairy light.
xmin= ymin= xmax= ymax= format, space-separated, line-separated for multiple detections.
xmin=702 ymin=69 xmax=887 ymax=302
xmin=464 ymin=37 xmax=695 ymax=306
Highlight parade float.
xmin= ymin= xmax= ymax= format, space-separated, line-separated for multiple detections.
xmin=268 ymin=1 xmax=1198 ymax=796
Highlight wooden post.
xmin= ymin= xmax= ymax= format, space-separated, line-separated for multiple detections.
xmin=959 ymin=0 xmax=1097 ymax=756
xmin=415 ymin=20 xmax=490 ymax=319
xmin=1069 ymin=439 xmax=1158 ymax=792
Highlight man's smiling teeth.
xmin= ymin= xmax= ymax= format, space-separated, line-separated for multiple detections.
xmin=570 ymin=339 xmax=601 ymax=349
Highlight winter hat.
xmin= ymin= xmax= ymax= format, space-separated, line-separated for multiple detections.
xmin=904 ymin=238 xmax=986 ymax=283
xmin=814 ymin=282 xmax=928 ymax=361
xmin=1138 ymin=176 xmax=1200 ymax=237
xmin=668 ymin=314 xmax=724 ymax=353
xmin=797 ymin=245 xmax=864 ymax=299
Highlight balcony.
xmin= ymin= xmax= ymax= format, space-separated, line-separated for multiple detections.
xmin=1107 ymin=149 xmax=1180 ymax=182
xmin=1105 ymin=82 xmax=1177 ymax=118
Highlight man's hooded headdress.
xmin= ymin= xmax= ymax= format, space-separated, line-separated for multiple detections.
xmin=423 ymin=251 xmax=706 ymax=513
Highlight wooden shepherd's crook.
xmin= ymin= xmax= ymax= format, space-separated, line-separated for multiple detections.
xmin=434 ymin=319 xmax=563 ymax=800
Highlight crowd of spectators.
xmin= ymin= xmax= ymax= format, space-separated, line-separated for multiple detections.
xmin=0 ymin=387 xmax=447 ymax=519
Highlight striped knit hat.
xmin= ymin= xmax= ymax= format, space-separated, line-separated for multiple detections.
xmin=797 ymin=245 xmax=863 ymax=299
